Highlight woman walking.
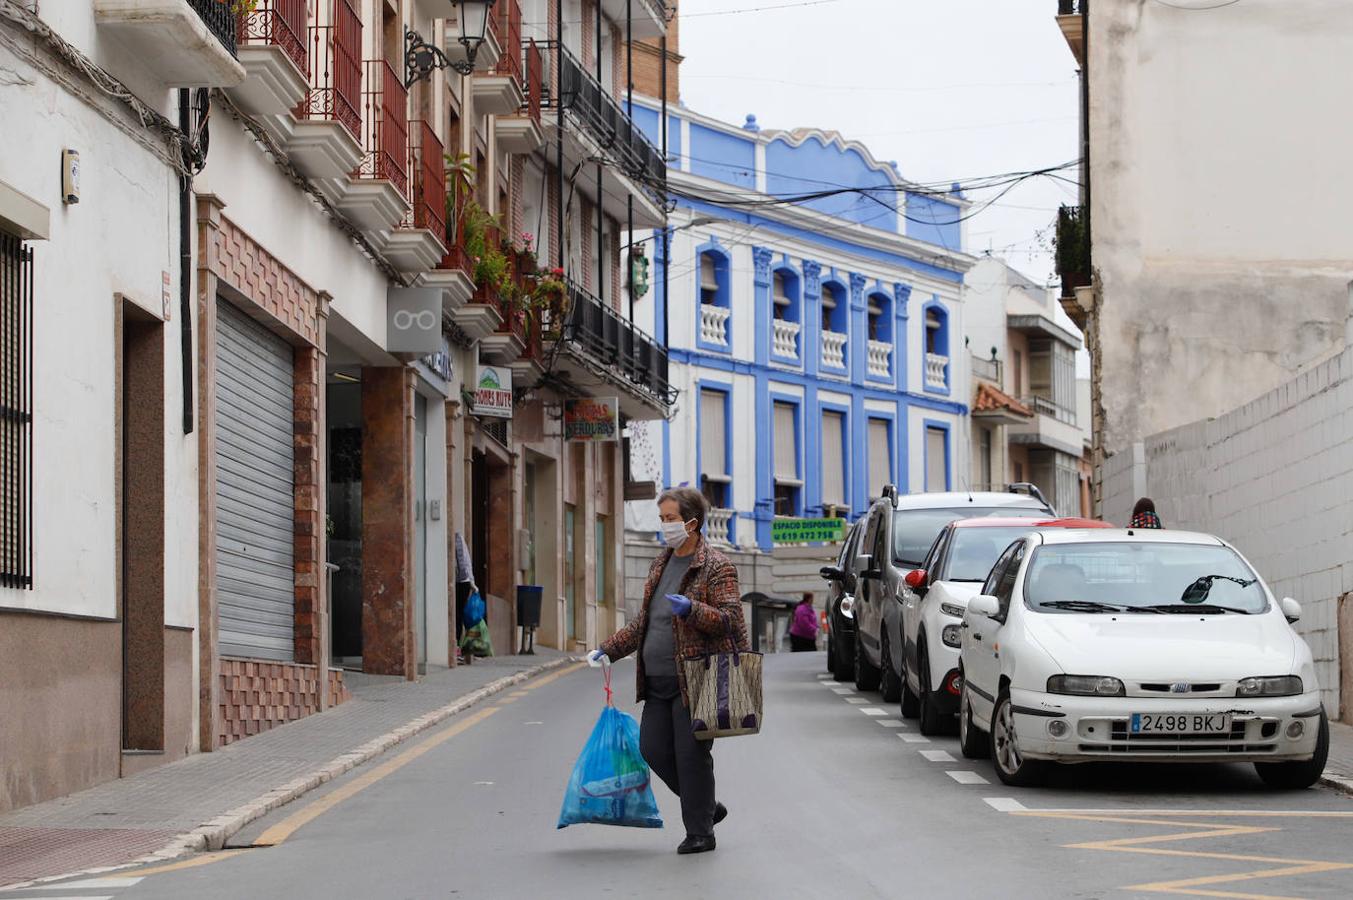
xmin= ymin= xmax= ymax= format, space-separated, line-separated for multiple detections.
xmin=789 ymin=592 xmax=818 ymax=651
xmin=588 ymin=487 xmax=749 ymax=855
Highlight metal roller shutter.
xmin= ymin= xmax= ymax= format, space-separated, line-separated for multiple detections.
xmin=215 ymin=299 xmax=296 ymax=661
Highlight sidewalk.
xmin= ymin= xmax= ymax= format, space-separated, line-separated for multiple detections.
xmin=1322 ymin=718 xmax=1353 ymax=794
xmin=0 ymin=651 xmax=576 ymax=889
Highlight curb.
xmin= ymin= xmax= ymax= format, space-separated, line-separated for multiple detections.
xmin=1319 ymin=773 xmax=1353 ymax=796
xmin=3 ymin=656 xmax=581 ymax=891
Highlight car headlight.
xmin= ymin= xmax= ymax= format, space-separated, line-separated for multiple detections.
xmin=1236 ymin=676 xmax=1302 ymax=697
xmin=939 ymin=602 xmax=965 ymax=618
xmin=941 ymin=624 xmax=962 ymax=647
xmin=1047 ymin=675 xmax=1126 ymax=697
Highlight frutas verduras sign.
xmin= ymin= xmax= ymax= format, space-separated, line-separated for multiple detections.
xmin=563 ymin=397 xmax=619 ymax=442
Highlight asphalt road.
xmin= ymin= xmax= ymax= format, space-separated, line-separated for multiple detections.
xmin=10 ymin=652 xmax=1353 ymax=900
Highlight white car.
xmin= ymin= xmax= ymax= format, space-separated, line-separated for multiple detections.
xmin=958 ymin=528 xmax=1329 ymax=788
xmin=897 ymin=516 xmax=1110 ymax=735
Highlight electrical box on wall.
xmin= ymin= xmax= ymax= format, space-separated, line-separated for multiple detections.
xmin=61 ymin=149 xmax=80 ymax=204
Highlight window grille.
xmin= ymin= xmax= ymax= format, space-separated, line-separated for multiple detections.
xmin=0 ymin=232 xmax=33 ymax=589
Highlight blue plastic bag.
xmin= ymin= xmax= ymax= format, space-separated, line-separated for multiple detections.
xmin=463 ymin=590 xmax=485 ymax=628
xmin=557 ymin=670 xmax=663 ymax=829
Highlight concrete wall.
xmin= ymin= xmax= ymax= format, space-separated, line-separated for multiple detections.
xmin=1101 ymin=348 xmax=1353 ymax=716
xmin=1088 ymin=0 xmax=1353 ymax=453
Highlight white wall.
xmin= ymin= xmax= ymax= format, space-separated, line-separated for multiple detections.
xmin=1101 ymin=349 xmax=1353 ymax=715
xmin=0 ymin=40 xmax=197 ymax=623
xmin=1089 ymin=0 xmax=1353 ymax=451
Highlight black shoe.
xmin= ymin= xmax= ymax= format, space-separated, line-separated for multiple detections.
xmin=677 ymin=834 xmax=717 ymax=855
xmin=713 ymin=802 xmax=728 ymax=826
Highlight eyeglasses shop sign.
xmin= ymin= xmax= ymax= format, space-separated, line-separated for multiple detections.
xmin=564 ymin=397 xmax=619 ymax=442
xmin=472 ymin=365 xmax=513 ymax=418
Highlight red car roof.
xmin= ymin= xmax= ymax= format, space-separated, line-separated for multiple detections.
xmin=950 ymin=516 xmax=1111 ymax=529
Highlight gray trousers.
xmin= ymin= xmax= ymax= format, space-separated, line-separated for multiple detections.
xmin=640 ymin=676 xmax=716 ymax=837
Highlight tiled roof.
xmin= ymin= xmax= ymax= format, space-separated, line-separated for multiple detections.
xmin=973 ymin=381 xmax=1033 ymax=417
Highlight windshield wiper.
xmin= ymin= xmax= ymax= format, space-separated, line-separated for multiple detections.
xmin=1142 ymin=603 xmax=1252 ymax=615
xmin=1181 ymin=574 xmax=1258 ymax=604
xmin=1036 ymin=600 xmax=1156 ymax=614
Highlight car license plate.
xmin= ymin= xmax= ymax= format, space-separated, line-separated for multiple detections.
xmin=1130 ymin=713 xmax=1230 ymax=734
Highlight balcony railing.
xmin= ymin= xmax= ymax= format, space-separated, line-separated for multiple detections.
xmin=236 ymin=0 xmax=307 ymax=72
xmin=1022 ymin=394 xmax=1077 ymax=425
xmin=1056 ymin=204 xmax=1090 ymax=298
xmin=706 ymin=508 xmax=735 ymax=548
xmin=296 ymin=4 xmax=362 ymax=139
xmin=699 ymin=305 xmax=730 ymax=347
xmin=191 ymin=0 xmax=238 ymax=56
xmin=1057 ymin=0 xmax=1084 ymax=14
xmin=821 ymin=330 xmax=847 ymax=369
xmin=866 ymin=340 xmax=892 ymax=378
xmin=357 ymin=58 xmax=409 ymax=196
xmin=493 ymin=0 xmax=523 ymax=82
xmin=549 ymin=42 xmax=666 ymax=191
xmin=563 ymin=279 xmax=675 ymax=407
xmin=925 ymin=353 xmax=949 ymax=390
xmin=771 ymin=319 xmax=800 ymax=359
xmin=403 ymin=120 xmax=446 ymax=236
xmin=971 ymin=353 xmax=1002 ymax=384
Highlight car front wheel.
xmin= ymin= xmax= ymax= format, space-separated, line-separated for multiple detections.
xmin=991 ymin=688 xmax=1046 ymax=787
xmin=879 ymin=629 xmax=902 ymax=702
xmin=854 ymin=627 xmax=881 ymax=692
xmin=958 ymin=681 xmax=989 ymax=759
xmin=917 ymin=644 xmax=948 ymax=736
xmin=1255 ymin=710 xmax=1329 ymax=790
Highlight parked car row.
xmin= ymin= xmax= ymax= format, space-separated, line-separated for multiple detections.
xmin=821 ymin=487 xmax=1330 ymax=789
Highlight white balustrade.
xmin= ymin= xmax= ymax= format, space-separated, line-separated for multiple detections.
xmin=821 ymin=330 xmax=847 ymax=369
xmin=772 ymin=319 xmax=800 ymax=359
xmin=925 ymin=352 xmax=949 ymax=389
xmin=706 ymin=508 xmax=735 ymax=546
xmin=866 ymin=340 xmax=892 ymax=378
xmin=700 ymin=305 xmax=731 ymax=347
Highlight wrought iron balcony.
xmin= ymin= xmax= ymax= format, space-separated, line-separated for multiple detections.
xmin=549 ymin=42 xmax=666 ymax=192
xmin=1057 ymin=0 xmax=1084 ymax=14
xmin=562 ymin=279 xmax=675 ymax=412
xmin=236 ymin=0 xmax=305 ymax=70
xmin=190 ymin=0 xmax=237 ymax=56
xmin=1055 ymin=204 xmax=1090 ymax=298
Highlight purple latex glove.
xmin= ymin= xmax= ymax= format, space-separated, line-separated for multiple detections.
xmin=666 ymin=593 xmax=692 ymax=618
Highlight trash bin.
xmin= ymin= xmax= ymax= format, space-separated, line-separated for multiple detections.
xmin=516 ymin=585 xmax=543 ymax=655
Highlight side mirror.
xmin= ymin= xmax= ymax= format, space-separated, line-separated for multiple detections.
xmin=905 ymin=569 xmax=929 ymax=595
xmin=819 ymin=565 xmax=845 ymax=583
xmin=968 ymin=594 xmax=1001 ymax=620
xmin=1280 ymin=597 xmax=1301 ymax=624
xmin=855 ymin=554 xmax=879 ymax=579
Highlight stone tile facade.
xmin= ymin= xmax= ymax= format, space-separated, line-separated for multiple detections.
xmin=217 ymin=658 xmax=349 ymax=746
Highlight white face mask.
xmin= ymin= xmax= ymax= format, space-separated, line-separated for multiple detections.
xmin=660 ymin=519 xmax=693 ymax=548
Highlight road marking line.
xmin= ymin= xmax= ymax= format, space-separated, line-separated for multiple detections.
xmin=817 ymin=674 xmax=832 ymax=680
xmin=515 ymin=663 xmax=586 ymax=693
xmin=946 ymin=771 xmax=989 ymax=785
xmin=830 ymin=687 xmax=854 ymax=695
xmin=7 ymin=896 xmax=114 ymax=899
xmin=919 ymin=749 xmax=955 ymax=762
xmin=876 ymin=718 xmax=905 ymax=727
xmin=1012 ymin=809 xmax=1353 ymax=818
xmin=253 ymin=706 xmax=500 ymax=847
xmin=121 ymin=851 xmax=250 ymax=879
xmin=898 ymin=733 xmax=930 ymax=743
xmin=844 ymin=697 xmax=869 ymax=705
xmin=859 ymin=707 xmax=888 ymax=716
xmin=820 ymin=680 xmax=840 ymax=686
xmin=30 ymin=878 xmax=143 ymax=889
xmin=984 ymin=797 xmax=1027 ymax=812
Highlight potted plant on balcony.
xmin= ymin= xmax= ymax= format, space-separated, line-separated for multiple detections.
xmin=515 ymin=232 xmax=538 ymax=276
xmin=531 ymin=267 xmax=567 ymax=339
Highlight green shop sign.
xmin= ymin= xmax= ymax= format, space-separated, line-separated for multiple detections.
xmin=771 ymin=518 xmax=846 ymax=544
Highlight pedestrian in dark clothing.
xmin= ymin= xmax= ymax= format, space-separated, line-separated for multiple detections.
xmin=1130 ymin=497 xmax=1163 ymax=530
xmin=588 ymin=487 xmax=749 ymax=856
xmin=789 ymin=592 xmax=818 ymax=651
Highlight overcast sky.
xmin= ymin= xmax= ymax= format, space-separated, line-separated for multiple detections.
xmin=674 ymin=0 xmax=1081 ymax=286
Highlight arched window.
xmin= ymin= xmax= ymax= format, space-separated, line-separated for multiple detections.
xmin=697 ymin=247 xmax=732 ymax=351
xmin=866 ymin=291 xmax=892 ymax=343
xmin=821 ymin=282 xmax=847 ymax=335
xmin=772 ymin=269 xmax=800 ymax=323
xmin=925 ymin=305 xmax=949 ymax=356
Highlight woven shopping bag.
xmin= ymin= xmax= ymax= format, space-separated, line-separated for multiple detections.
xmin=681 ymin=649 xmax=763 ymax=740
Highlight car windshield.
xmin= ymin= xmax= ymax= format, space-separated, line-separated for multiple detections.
xmin=893 ymin=506 xmax=1048 ymax=566
xmin=943 ymin=526 xmax=1050 ymax=582
xmin=1023 ymin=542 xmax=1268 ymax=614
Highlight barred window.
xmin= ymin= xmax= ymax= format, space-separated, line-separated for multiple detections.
xmin=0 ymin=231 xmax=32 ymax=588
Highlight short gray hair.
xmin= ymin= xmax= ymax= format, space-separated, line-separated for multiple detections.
xmin=657 ymin=486 xmax=709 ymax=531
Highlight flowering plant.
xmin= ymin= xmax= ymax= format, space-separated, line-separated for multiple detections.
xmin=518 ymin=231 xmax=535 ymax=254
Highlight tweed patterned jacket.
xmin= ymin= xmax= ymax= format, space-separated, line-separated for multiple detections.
xmin=601 ymin=537 xmax=749 ymax=706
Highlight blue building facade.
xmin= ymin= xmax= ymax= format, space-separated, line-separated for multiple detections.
xmin=623 ymin=104 xmax=977 ymax=553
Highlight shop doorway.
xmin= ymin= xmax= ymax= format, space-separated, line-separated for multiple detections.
xmin=414 ymin=393 xmax=428 ymax=674
xmin=327 ymin=373 xmax=364 ymax=667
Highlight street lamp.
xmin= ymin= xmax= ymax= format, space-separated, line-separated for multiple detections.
xmin=404 ymin=0 xmax=496 ymax=86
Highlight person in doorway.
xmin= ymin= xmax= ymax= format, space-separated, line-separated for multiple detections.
xmin=453 ymin=533 xmax=476 ymax=663
xmin=587 ymin=487 xmax=749 ymax=856
xmin=1130 ymin=497 xmax=1163 ymax=530
xmin=789 ymin=592 xmax=818 ymax=652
